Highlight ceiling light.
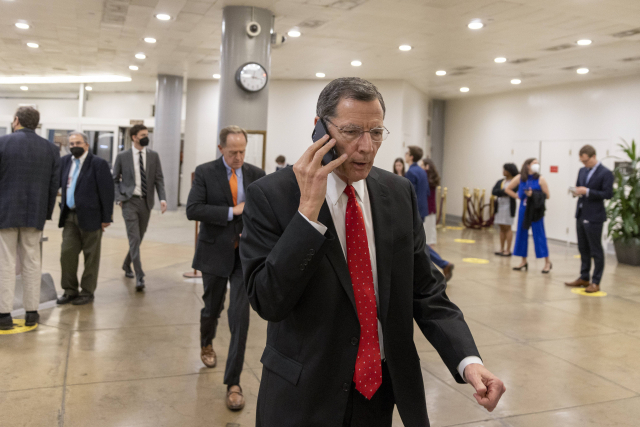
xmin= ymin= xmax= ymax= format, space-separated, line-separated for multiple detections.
xmin=511 ymin=79 xmax=521 ymax=85
xmin=287 ymin=30 xmax=301 ymax=37
xmin=0 ymin=75 xmax=132 ymax=84
xmin=155 ymin=14 xmax=171 ymax=21
xmin=435 ymin=70 xmax=447 ymax=76
xmin=351 ymin=60 xmax=362 ymax=67
xmin=26 ymin=42 xmax=39 ymax=48
xmin=577 ymin=39 xmax=592 ymax=46
xmin=316 ymin=72 xmax=325 ymax=78
xmin=468 ymin=19 xmax=483 ymax=30
xmin=15 ymin=22 xmax=30 ymax=30
xmin=135 ymin=53 xmax=146 ymax=59
xmin=20 ymin=86 xmax=28 ymax=91
xmin=494 ymin=57 xmax=507 ymax=63
xmin=212 ymin=74 xmax=221 ymax=79
xmin=460 ymin=87 xmax=470 ymax=92
xmin=129 ymin=65 xmax=139 ymax=71
xmin=144 ymin=37 xmax=156 ymax=44
xmin=577 ymin=68 xmax=589 ymax=74
xmin=399 ymin=45 xmax=412 ymax=51
xmin=85 ymin=86 xmax=92 ymax=91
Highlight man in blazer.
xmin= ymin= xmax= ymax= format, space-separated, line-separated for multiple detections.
xmin=187 ymin=125 xmax=265 ymax=411
xmin=57 ymin=132 xmax=114 ymax=306
xmin=113 ymin=124 xmax=167 ymax=292
xmin=565 ymin=145 xmax=614 ymax=293
xmin=240 ymin=78 xmax=505 ymax=427
xmin=0 ymin=107 xmax=59 ymax=330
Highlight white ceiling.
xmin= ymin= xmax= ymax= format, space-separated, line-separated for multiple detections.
xmin=1 ymin=0 xmax=640 ymax=98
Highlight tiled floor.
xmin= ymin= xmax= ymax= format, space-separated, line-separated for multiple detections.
xmin=2 ymin=205 xmax=640 ymax=426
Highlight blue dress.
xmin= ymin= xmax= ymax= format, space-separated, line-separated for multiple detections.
xmin=513 ymin=176 xmax=549 ymax=258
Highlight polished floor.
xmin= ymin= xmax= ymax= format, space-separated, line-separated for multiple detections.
xmin=2 ymin=205 xmax=640 ymax=427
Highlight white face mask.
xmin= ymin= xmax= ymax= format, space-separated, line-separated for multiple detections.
xmin=530 ymin=163 xmax=540 ymax=174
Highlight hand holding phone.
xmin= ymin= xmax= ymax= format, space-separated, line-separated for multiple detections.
xmin=311 ymin=118 xmax=338 ymax=166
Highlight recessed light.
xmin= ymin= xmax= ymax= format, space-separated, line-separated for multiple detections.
xmin=15 ymin=22 xmax=30 ymax=30
xmin=144 ymin=37 xmax=156 ymax=44
xmin=577 ymin=39 xmax=592 ymax=46
xmin=212 ymin=74 xmax=221 ymax=79
xmin=351 ymin=60 xmax=362 ymax=67
xmin=468 ymin=19 xmax=483 ymax=30
xmin=20 ymin=86 xmax=28 ymax=91
xmin=155 ymin=14 xmax=171 ymax=21
xmin=399 ymin=45 xmax=412 ymax=51
xmin=26 ymin=42 xmax=39 ymax=48
xmin=494 ymin=57 xmax=507 ymax=63
xmin=129 ymin=65 xmax=139 ymax=71
xmin=316 ymin=72 xmax=325 ymax=78
xmin=287 ymin=30 xmax=301 ymax=37
xmin=435 ymin=70 xmax=446 ymax=76
xmin=577 ymin=68 xmax=589 ymax=74
xmin=85 ymin=86 xmax=93 ymax=91
xmin=135 ymin=53 xmax=146 ymax=59
xmin=460 ymin=87 xmax=470 ymax=92
xmin=511 ymin=79 xmax=521 ymax=85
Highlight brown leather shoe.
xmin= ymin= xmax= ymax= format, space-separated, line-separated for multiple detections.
xmin=585 ymin=283 xmax=600 ymax=293
xmin=226 ymin=385 xmax=245 ymax=411
xmin=443 ymin=263 xmax=454 ymax=282
xmin=200 ymin=345 xmax=217 ymax=368
xmin=564 ymin=278 xmax=590 ymax=287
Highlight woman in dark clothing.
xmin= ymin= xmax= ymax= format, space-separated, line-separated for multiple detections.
xmin=492 ymin=163 xmax=519 ymax=256
xmin=421 ymin=158 xmax=440 ymax=246
xmin=393 ymin=157 xmax=405 ymax=177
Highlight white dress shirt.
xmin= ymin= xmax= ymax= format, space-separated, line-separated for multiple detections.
xmin=301 ymin=172 xmax=483 ymax=381
xmin=132 ymin=146 xmax=146 ymax=197
xmin=66 ymin=149 xmax=88 ymax=190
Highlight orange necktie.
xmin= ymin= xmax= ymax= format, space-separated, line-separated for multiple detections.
xmin=230 ymin=169 xmax=238 ymax=206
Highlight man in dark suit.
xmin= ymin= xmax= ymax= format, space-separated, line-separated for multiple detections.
xmin=240 ymin=78 xmax=505 ymax=427
xmin=56 ymin=132 xmax=114 ymax=306
xmin=0 ymin=107 xmax=59 ymax=330
xmin=565 ymin=145 xmax=614 ymax=293
xmin=113 ymin=124 xmax=167 ymax=292
xmin=187 ymin=125 xmax=265 ymax=411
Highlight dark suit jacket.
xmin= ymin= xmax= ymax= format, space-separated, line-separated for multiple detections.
xmin=112 ymin=148 xmax=166 ymax=210
xmin=575 ymin=164 xmax=614 ymax=223
xmin=59 ymin=152 xmax=115 ymax=232
xmin=186 ymin=157 xmax=265 ymax=277
xmin=0 ymin=128 xmax=60 ymax=230
xmin=405 ymin=163 xmax=430 ymax=219
xmin=492 ymin=178 xmax=518 ymax=218
xmin=240 ymin=167 xmax=480 ymax=427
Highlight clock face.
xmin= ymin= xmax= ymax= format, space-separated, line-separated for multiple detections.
xmin=236 ymin=62 xmax=268 ymax=92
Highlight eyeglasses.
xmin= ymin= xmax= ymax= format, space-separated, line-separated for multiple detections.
xmin=325 ymin=118 xmax=389 ymax=143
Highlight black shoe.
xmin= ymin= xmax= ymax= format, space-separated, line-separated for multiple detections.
xmin=72 ymin=294 xmax=94 ymax=305
xmin=136 ymin=279 xmax=146 ymax=292
xmin=0 ymin=315 xmax=14 ymax=330
xmin=25 ymin=312 xmax=39 ymax=327
xmin=513 ymin=263 xmax=528 ymax=271
xmin=494 ymin=251 xmax=504 ymax=256
xmin=542 ymin=263 xmax=553 ymax=274
xmin=123 ymin=266 xmax=134 ymax=279
xmin=57 ymin=294 xmax=78 ymax=305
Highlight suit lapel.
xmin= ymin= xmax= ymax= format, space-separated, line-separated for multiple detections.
xmin=242 ymin=163 xmax=251 ymax=191
xmin=366 ymin=169 xmax=393 ymax=326
xmin=77 ymin=153 xmax=92 ymax=184
xmin=61 ymin=156 xmax=72 ymax=201
xmin=215 ymin=158 xmax=234 ymax=206
xmin=145 ymin=150 xmax=155 ymax=187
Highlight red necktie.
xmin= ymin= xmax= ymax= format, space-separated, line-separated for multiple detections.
xmin=344 ymin=185 xmax=382 ymax=400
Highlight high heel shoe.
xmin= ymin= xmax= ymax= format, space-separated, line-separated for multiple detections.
xmin=542 ymin=263 xmax=553 ymax=274
xmin=513 ymin=263 xmax=528 ymax=271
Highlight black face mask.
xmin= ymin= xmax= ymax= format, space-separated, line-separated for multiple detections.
xmin=70 ymin=147 xmax=85 ymax=158
xmin=138 ymin=137 xmax=150 ymax=147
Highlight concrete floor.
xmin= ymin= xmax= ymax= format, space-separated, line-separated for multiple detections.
xmin=2 ymin=204 xmax=640 ymax=427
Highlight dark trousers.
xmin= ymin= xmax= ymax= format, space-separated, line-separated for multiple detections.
xmin=577 ymin=217 xmax=605 ymax=285
xmin=121 ymin=197 xmax=151 ymax=279
xmin=60 ymin=211 xmax=103 ymax=296
xmin=427 ymin=246 xmax=448 ymax=269
xmin=201 ymin=249 xmax=249 ymax=386
xmin=343 ymin=361 xmax=395 ymax=427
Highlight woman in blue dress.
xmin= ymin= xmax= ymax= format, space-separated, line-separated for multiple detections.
xmin=505 ymin=158 xmax=552 ymax=273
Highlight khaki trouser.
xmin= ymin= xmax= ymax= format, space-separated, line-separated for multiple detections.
xmin=0 ymin=228 xmax=42 ymax=313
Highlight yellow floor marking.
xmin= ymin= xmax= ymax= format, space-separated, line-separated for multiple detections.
xmin=574 ymin=255 xmax=581 ymax=259
xmin=454 ymin=239 xmax=476 ymax=244
xmin=571 ymin=288 xmax=607 ymax=297
xmin=0 ymin=319 xmax=38 ymax=335
xmin=463 ymin=258 xmax=490 ymax=264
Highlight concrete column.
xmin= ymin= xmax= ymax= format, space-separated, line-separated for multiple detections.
xmin=77 ymin=83 xmax=86 ymax=130
xmin=430 ymin=99 xmax=446 ymax=176
xmin=218 ymin=6 xmax=273 ymax=138
xmin=154 ymin=74 xmax=184 ymax=211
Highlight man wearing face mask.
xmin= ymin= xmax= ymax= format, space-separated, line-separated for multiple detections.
xmin=113 ymin=124 xmax=167 ymax=292
xmin=57 ymin=132 xmax=114 ymax=306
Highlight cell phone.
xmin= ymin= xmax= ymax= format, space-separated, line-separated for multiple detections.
xmin=311 ymin=118 xmax=337 ymax=166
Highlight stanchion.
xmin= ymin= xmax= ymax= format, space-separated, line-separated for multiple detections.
xmin=184 ymin=171 xmax=202 ymax=279
xmin=462 ymin=187 xmax=496 ymax=229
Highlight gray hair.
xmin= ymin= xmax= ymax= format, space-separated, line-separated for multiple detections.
xmin=316 ymin=77 xmax=386 ymax=119
xmin=219 ymin=125 xmax=248 ymax=147
xmin=68 ymin=131 xmax=89 ymax=145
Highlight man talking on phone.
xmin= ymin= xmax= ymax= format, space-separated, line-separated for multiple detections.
xmin=240 ymin=77 xmax=505 ymax=427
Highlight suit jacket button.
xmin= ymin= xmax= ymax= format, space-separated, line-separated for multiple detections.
xmin=351 ymin=337 xmax=358 ymax=346
xmin=300 ymin=264 xmax=305 ymax=271
xmin=303 ymin=260 xmax=308 ymax=266
xmin=342 ymin=383 xmax=350 ymax=392
xmin=309 ymin=249 xmax=315 ymax=255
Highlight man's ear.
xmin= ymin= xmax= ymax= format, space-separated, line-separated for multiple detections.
xmin=314 ymin=116 xmax=319 ymax=126
xmin=217 ymin=145 xmax=223 ymax=153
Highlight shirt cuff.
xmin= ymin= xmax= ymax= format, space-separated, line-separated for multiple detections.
xmin=586 ymin=188 xmax=590 ymax=197
xmin=228 ymin=207 xmax=234 ymax=221
xmin=458 ymin=356 xmax=484 ymax=382
xmin=298 ymin=211 xmax=327 ymax=235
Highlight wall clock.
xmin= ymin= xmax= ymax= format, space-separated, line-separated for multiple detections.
xmin=235 ymin=62 xmax=268 ymax=92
